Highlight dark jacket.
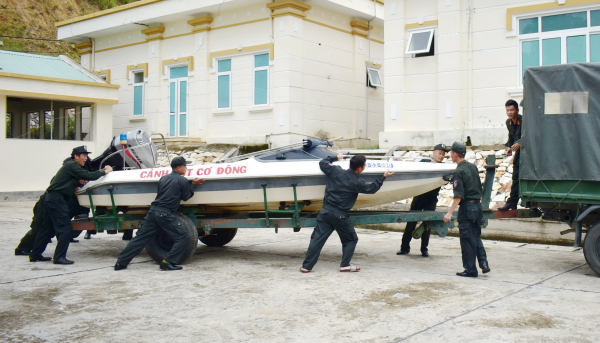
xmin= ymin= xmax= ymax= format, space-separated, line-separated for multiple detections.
xmin=505 ymin=114 xmax=523 ymax=148
xmin=320 ymin=156 xmax=386 ymax=214
xmin=150 ymin=171 xmax=196 ymax=213
xmin=46 ymin=159 xmax=105 ymax=198
xmin=452 ymin=160 xmax=482 ymax=202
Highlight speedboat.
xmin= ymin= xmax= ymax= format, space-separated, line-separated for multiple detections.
xmin=76 ymin=136 xmax=455 ymax=212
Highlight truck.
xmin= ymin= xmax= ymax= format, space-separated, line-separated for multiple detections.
xmin=520 ymin=62 xmax=600 ymax=276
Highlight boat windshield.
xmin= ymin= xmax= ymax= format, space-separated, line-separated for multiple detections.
xmin=255 ymin=145 xmax=338 ymax=162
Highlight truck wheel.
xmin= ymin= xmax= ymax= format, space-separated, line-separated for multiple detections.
xmin=583 ymin=222 xmax=600 ymax=277
xmin=199 ymin=228 xmax=238 ymax=247
xmin=145 ymin=213 xmax=199 ymax=264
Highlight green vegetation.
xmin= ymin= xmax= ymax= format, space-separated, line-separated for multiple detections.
xmin=0 ymin=0 xmax=140 ymax=59
xmin=89 ymin=0 xmax=136 ymax=10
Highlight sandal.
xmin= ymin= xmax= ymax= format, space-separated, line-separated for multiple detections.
xmin=340 ymin=266 xmax=360 ymax=273
xmin=300 ymin=268 xmax=311 ymax=273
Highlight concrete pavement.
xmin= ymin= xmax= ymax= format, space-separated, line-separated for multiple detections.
xmin=1 ymin=201 xmax=599 ymax=342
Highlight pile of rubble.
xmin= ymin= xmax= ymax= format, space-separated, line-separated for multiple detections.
xmin=393 ymin=149 xmax=513 ymax=209
xmin=156 ymin=148 xmax=225 ymax=167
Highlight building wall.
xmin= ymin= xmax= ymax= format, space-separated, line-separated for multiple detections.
xmin=85 ymin=1 xmax=384 ymax=146
xmin=0 ymin=82 xmax=116 ymax=192
xmin=381 ymin=0 xmax=600 ymax=148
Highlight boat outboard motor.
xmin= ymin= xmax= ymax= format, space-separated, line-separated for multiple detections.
xmin=89 ymin=129 xmax=158 ymax=171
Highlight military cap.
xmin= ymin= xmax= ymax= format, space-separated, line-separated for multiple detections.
xmin=433 ymin=143 xmax=449 ymax=152
xmin=72 ymin=145 xmax=91 ymax=155
xmin=171 ymin=156 xmax=192 ymax=168
xmin=450 ymin=141 xmax=467 ymax=155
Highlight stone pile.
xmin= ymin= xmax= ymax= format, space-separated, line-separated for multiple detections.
xmin=392 ymin=149 xmax=513 ymax=209
xmin=156 ymin=148 xmax=225 ymax=167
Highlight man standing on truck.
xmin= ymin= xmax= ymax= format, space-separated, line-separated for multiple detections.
xmin=397 ymin=144 xmax=448 ymax=257
xmin=443 ymin=142 xmax=490 ymax=277
xmin=114 ymin=157 xmax=205 ymax=271
xmin=300 ymin=155 xmax=395 ymax=273
xmin=499 ymin=99 xmax=522 ymax=211
xmin=29 ymin=146 xmax=113 ymax=265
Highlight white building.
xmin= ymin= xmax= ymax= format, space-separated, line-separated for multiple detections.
xmin=56 ymin=0 xmax=385 ymax=147
xmin=0 ymin=51 xmax=118 ymax=193
xmin=380 ymin=0 xmax=600 ymax=148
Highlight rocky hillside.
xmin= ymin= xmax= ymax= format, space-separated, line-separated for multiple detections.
xmin=0 ymin=0 xmax=137 ymax=60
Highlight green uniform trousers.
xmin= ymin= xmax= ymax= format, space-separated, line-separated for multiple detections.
xmin=458 ymin=201 xmax=488 ymax=275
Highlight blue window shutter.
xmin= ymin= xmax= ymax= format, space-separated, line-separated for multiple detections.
xmin=522 ymin=40 xmax=539 ymax=79
xmin=170 ymin=82 xmax=176 ymax=113
xmin=170 ymin=66 xmax=188 ymax=79
xmin=254 ymin=54 xmax=269 ymax=67
xmin=179 ymin=80 xmax=187 ymax=113
xmin=218 ymin=74 xmax=230 ymax=108
xmin=519 ymin=18 xmax=538 ymax=35
xmin=133 ymin=85 xmax=143 ymax=115
xmin=542 ymin=12 xmax=587 ymax=32
xmin=542 ymin=38 xmax=561 ymax=66
xmin=179 ymin=114 xmax=186 ymax=136
xmin=591 ymin=34 xmax=600 ymax=62
xmin=218 ymin=59 xmax=231 ymax=72
xmin=169 ymin=115 xmax=175 ymax=137
xmin=254 ymin=70 xmax=268 ymax=105
xmin=567 ymin=35 xmax=586 ymax=63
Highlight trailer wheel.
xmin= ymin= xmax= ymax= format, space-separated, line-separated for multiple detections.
xmin=145 ymin=213 xmax=199 ymax=264
xmin=199 ymin=228 xmax=238 ymax=247
xmin=583 ymin=222 xmax=600 ymax=277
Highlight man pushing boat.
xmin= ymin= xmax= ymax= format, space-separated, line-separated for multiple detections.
xmin=114 ymin=156 xmax=205 ymax=271
xmin=300 ymin=154 xmax=395 ymax=273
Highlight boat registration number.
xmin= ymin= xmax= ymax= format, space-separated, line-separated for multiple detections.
xmin=366 ymin=162 xmax=393 ymax=168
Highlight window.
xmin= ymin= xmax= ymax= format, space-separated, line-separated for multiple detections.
xmin=406 ymin=29 xmax=435 ymax=55
xmin=254 ymin=54 xmax=269 ymax=105
xmin=133 ymin=71 xmax=144 ymax=116
xmin=5 ymin=113 xmax=11 ymax=138
xmin=169 ymin=66 xmax=188 ymax=137
xmin=366 ymin=67 xmax=383 ymax=88
xmin=518 ymin=8 xmax=600 ymax=82
xmin=5 ymin=98 xmax=92 ymax=141
xmin=217 ymin=59 xmax=231 ymax=108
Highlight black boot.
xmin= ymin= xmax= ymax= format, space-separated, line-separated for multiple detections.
xmin=114 ymin=262 xmax=127 ymax=271
xmin=84 ymin=231 xmax=92 ymax=239
xmin=160 ymin=261 xmax=182 ymax=271
xmin=481 ymin=261 xmax=491 ymax=274
xmin=30 ymin=255 xmax=52 ymax=262
xmin=54 ymin=257 xmax=74 ymax=265
xmin=498 ymin=203 xmax=517 ymax=211
xmin=456 ymin=270 xmax=478 ymax=277
xmin=15 ymin=248 xmax=31 ymax=256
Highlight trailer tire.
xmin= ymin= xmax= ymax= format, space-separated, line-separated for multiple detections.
xmin=583 ymin=222 xmax=600 ymax=277
xmin=199 ymin=228 xmax=238 ymax=247
xmin=145 ymin=213 xmax=199 ymax=264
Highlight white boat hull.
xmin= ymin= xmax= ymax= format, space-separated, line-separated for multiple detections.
xmin=77 ymin=159 xmax=455 ymax=212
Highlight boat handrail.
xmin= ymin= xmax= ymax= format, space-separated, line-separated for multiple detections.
xmin=341 ymin=155 xmax=433 ymax=162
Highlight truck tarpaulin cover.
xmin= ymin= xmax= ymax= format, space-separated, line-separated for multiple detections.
xmin=521 ymin=63 xmax=600 ymax=181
